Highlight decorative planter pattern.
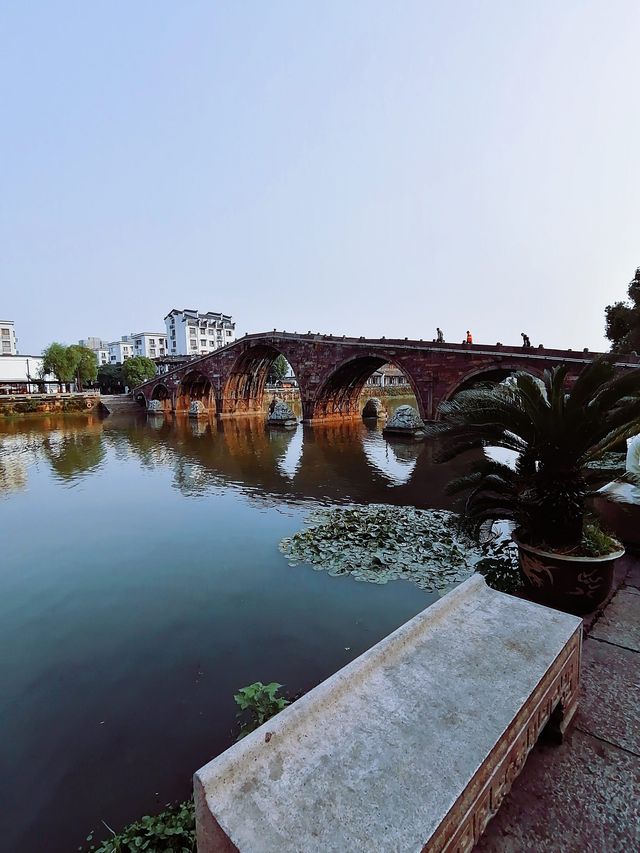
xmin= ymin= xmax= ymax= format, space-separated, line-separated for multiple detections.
xmin=514 ymin=535 xmax=624 ymax=616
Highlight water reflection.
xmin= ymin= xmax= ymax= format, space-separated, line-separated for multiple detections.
xmin=0 ymin=401 xmax=476 ymax=853
xmin=276 ymin=425 xmax=304 ymax=481
xmin=0 ymin=400 xmax=466 ymax=508
xmin=362 ymin=428 xmax=422 ymax=486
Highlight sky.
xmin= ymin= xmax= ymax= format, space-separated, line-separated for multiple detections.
xmin=2 ymin=1 xmax=639 ymax=355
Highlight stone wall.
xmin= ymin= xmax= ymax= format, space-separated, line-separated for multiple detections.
xmin=0 ymin=393 xmax=101 ymax=418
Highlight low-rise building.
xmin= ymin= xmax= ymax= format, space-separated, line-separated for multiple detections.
xmin=1 ymin=320 xmax=18 ymax=355
xmin=131 ymin=332 xmax=167 ymax=360
xmin=366 ymin=364 xmax=412 ymax=388
xmin=0 ymin=354 xmax=56 ymax=394
xmin=108 ymin=337 xmax=134 ymax=364
xmin=165 ymin=309 xmax=235 ymax=357
xmin=107 ymin=332 xmax=168 ymax=364
xmin=79 ymin=337 xmax=110 ymax=367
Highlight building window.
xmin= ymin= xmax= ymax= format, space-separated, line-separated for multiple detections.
xmin=190 ymin=328 xmax=196 ymax=337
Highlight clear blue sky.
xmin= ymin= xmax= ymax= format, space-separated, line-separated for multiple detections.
xmin=2 ymin=1 xmax=639 ymax=354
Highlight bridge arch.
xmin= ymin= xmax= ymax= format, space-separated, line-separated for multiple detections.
xmin=219 ymin=343 xmax=302 ymax=416
xmin=176 ymin=370 xmax=215 ymax=414
xmin=148 ymin=382 xmax=172 ymax=413
xmin=308 ymin=355 xmax=422 ymax=422
xmin=436 ymin=363 xmax=545 ymax=417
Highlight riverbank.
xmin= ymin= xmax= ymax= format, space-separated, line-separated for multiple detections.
xmin=0 ymin=392 xmax=100 ymax=417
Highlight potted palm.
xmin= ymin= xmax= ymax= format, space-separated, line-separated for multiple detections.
xmin=427 ymin=358 xmax=640 ymax=615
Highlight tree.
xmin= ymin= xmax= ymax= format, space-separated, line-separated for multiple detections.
xmin=268 ymin=355 xmax=290 ymax=383
xmin=427 ymin=357 xmax=640 ymax=550
xmin=42 ymin=343 xmax=78 ymax=389
xmin=68 ymin=345 xmax=97 ymax=391
xmin=605 ymin=266 xmax=640 ymax=352
xmin=122 ymin=356 xmax=157 ymax=388
xmin=97 ymin=363 xmax=125 ymax=394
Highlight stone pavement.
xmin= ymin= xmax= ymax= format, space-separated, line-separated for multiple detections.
xmin=476 ymin=557 xmax=640 ymax=853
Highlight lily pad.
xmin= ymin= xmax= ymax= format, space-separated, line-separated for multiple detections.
xmin=279 ymin=504 xmax=483 ymax=592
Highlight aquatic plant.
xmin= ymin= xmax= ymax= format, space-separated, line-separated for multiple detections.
xmin=280 ymin=504 xmax=483 ymax=592
xmin=234 ymin=681 xmax=290 ymax=740
xmin=88 ymin=799 xmax=195 ymax=852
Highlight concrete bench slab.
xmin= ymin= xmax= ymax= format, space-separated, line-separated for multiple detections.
xmin=194 ymin=575 xmax=582 ymax=852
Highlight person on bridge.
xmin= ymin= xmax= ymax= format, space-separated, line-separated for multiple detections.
xmin=466 ymin=330 xmax=473 ymax=344
xmin=521 ymin=332 xmax=531 ymax=348
xmin=436 ymin=327 xmax=445 ymax=343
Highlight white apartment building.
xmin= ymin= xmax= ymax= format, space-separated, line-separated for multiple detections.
xmin=1 ymin=320 xmax=18 ymax=356
xmin=165 ymin=309 xmax=235 ymax=357
xmin=131 ymin=332 xmax=167 ymax=359
xmin=108 ymin=337 xmax=134 ymax=364
xmin=79 ymin=337 xmax=110 ymax=367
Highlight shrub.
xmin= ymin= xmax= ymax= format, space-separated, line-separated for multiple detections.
xmin=89 ymin=800 xmax=195 ymax=853
xmin=234 ymin=681 xmax=290 ymax=740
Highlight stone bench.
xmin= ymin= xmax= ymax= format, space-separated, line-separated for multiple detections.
xmin=194 ymin=575 xmax=582 ymax=852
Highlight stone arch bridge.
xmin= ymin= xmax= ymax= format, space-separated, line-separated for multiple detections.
xmin=134 ymin=332 xmax=639 ymax=423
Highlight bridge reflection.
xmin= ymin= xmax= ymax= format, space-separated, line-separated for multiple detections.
xmin=0 ymin=411 xmax=473 ymax=508
xmin=102 ymin=412 xmax=468 ymax=507
xmin=0 ymin=406 xmax=476 ymax=507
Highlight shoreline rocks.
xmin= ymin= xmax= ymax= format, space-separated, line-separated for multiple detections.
xmin=383 ymin=404 xmax=425 ymax=439
xmin=267 ymin=400 xmax=298 ymax=429
xmin=362 ymin=397 xmax=387 ymax=419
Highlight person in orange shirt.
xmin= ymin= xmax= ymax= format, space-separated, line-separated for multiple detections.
xmin=466 ymin=330 xmax=473 ymax=344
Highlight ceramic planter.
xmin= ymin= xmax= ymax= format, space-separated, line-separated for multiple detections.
xmin=513 ymin=534 xmax=625 ymax=616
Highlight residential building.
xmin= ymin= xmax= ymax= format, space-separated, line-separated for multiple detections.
xmin=165 ymin=309 xmax=235 ymax=357
xmin=366 ymin=364 xmax=412 ymax=388
xmin=130 ymin=332 xmax=167 ymax=360
xmin=79 ymin=337 xmax=110 ymax=367
xmin=0 ymin=354 xmax=56 ymax=394
xmin=1 ymin=320 xmax=18 ymax=355
xmin=79 ymin=336 xmax=109 ymax=351
xmin=108 ymin=337 xmax=134 ymax=364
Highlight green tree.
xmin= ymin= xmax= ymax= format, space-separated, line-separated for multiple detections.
xmin=68 ymin=345 xmax=97 ymax=391
xmin=268 ymin=354 xmax=290 ymax=383
xmin=97 ymin=363 xmax=125 ymax=394
xmin=122 ymin=356 xmax=157 ymax=388
xmin=428 ymin=357 xmax=640 ymax=550
xmin=42 ymin=342 xmax=78 ymax=390
xmin=605 ymin=266 xmax=640 ymax=352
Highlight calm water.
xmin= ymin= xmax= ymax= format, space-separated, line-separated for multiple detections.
xmin=0 ymin=399 xmax=470 ymax=852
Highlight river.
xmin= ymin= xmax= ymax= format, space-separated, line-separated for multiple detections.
xmin=0 ymin=397 xmax=472 ymax=852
